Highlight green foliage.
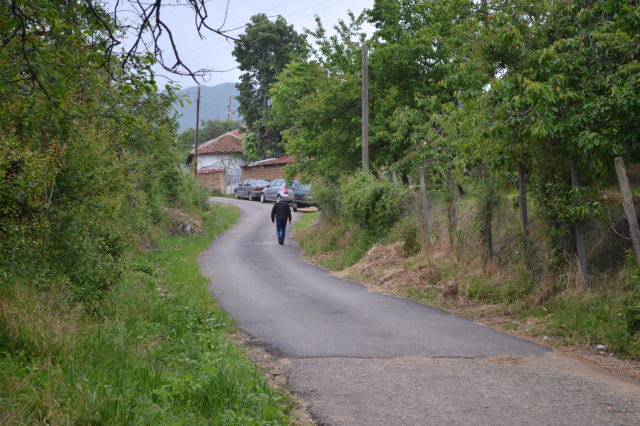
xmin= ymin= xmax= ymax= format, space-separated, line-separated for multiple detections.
xmin=619 ymin=251 xmax=640 ymax=336
xmin=474 ymin=170 xmax=505 ymax=253
xmin=308 ymin=176 xmax=341 ymax=217
xmin=270 ymin=0 xmax=640 ymax=266
xmin=340 ymin=173 xmax=413 ymax=233
xmin=0 ymin=0 xmax=210 ymax=300
xmin=0 ymin=204 xmax=295 ymax=424
xmin=397 ymin=218 xmax=422 ymax=256
xmin=232 ymin=14 xmax=308 ymax=158
xmin=239 ymin=131 xmax=267 ymax=163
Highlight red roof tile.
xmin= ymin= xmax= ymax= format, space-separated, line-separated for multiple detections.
xmin=194 ymin=129 xmax=244 ymax=155
xmin=246 ymin=155 xmax=296 ymax=167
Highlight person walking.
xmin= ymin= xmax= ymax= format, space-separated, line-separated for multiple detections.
xmin=271 ymin=198 xmax=292 ymax=245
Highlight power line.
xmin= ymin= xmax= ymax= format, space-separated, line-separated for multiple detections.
xmin=178 ymin=0 xmax=346 ymax=59
xmin=289 ymin=0 xmax=346 ymax=24
xmin=201 ymin=100 xmax=233 ymax=108
xmin=174 ymin=0 xmax=303 ymax=49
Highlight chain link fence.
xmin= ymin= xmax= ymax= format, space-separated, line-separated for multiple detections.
xmin=414 ymin=186 xmax=637 ymax=282
xmin=584 ymin=204 xmax=634 ymax=279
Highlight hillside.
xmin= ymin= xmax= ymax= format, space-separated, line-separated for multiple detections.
xmin=175 ymin=82 xmax=241 ymax=131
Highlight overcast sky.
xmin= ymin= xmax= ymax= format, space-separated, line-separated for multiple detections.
xmin=117 ymin=0 xmax=375 ymax=88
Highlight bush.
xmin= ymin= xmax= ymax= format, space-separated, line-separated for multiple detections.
xmin=340 ymin=173 xmax=413 ymax=233
xmin=398 ymin=218 xmax=422 ymax=256
xmin=309 ymin=176 xmax=341 ymax=217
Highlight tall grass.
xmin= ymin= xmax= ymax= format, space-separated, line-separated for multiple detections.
xmin=0 ymin=203 xmax=294 ymax=425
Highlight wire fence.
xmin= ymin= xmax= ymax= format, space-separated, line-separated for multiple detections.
xmin=584 ymin=205 xmax=634 ymax=278
xmin=414 ymin=188 xmax=636 ymax=282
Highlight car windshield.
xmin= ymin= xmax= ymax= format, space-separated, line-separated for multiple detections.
xmin=255 ymin=179 xmax=270 ymax=185
xmin=298 ymin=183 xmax=311 ymax=191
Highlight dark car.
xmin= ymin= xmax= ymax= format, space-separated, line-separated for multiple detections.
xmin=234 ymin=179 xmax=271 ymax=201
xmin=291 ymin=181 xmax=314 ymax=212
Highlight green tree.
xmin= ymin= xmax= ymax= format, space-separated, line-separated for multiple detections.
xmin=232 ymin=14 xmax=308 ymax=158
xmin=0 ymin=0 xmax=209 ymax=299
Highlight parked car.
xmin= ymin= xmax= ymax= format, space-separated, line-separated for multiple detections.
xmin=291 ymin=181 xmax=314 ymax=212
xmin=234 ymin=179 xmax=271 ymax=201
xmin=260 ymin=179 xmax=293 ymax=203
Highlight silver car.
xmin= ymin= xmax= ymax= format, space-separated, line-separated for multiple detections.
xmin=260 ymin=179 xmax=293 ymax=203
xmin=234 ymin=179 xmax=271 ymax=201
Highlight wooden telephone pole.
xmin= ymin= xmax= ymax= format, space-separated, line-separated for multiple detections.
xmin=227 ymin=95 xmax=232 ymax=121
xmin=362 ymin=43 xmax=369 ymax=173
xmin=194 ymin=86 xmax=201 ymax=174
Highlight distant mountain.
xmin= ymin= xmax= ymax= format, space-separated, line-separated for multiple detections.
xmin=173 ymin=83 xmax=241 ymax=132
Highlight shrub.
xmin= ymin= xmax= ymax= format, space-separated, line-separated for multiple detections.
xmin=340 ymin=173 xmax=413 ymax=233
xmin=398 ymin=218 xmax=422 ymax=256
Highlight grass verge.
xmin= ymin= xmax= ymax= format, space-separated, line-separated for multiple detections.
xmin=0 ymin=203 xmax=295 ymax=425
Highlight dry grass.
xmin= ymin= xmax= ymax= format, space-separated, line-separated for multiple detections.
xmin=161 ymin=207 xmax=205 ymax=235
xmin=338 ymin=243 xmax=442 ymax=295
xmin=0 ymin=285 xmax=83 ymax=361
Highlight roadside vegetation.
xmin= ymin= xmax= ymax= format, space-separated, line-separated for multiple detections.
xmin=1 ymin=203 xmax=295 ymax=424
xmin=273 ymin=0 xmax=640 ymax=360
xmin=1 ymin=2 xmax=295 ymax=424
xmin=293 ymin=177 xmax=640 ymax=359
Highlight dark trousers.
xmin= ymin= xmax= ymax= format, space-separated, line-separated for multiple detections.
xmin=276 ymin=220 xmax=287 ymax=242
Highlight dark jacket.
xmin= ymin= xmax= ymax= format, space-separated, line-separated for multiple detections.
xmin=271 ymin=201 xmax=292 ymax=222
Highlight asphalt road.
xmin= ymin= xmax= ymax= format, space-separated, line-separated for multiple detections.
xmin=201 ymin=198 xmax=640 ymax=425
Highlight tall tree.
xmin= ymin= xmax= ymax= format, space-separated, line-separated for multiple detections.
xmin=232 ymin=14 xmax=308 ymax=158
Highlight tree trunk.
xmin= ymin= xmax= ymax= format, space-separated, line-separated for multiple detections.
xmin=326 ymin=178 xmax=342 ymax=212
xmin=482 ymin=167 xmax=493 ymax=263
xmin=418 ymin=167 xmax=430 ymax=240
xmin=446 ymin=168 xmax=457 ymax=229
xmin=571 ymin=160 xmax=588 ymax=290
xmin=518 ymin=163 xmax=529 ymax=248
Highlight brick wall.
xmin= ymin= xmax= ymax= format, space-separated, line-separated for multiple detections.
xmin=241 ymin=165 xmax=286 ymax=181
xmin=197 ymin=170 xmax=226 ymax=194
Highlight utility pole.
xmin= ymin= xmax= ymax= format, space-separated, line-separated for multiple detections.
xmin=362 ymin=43 xmax=369 ymax=173
xmin=194 ymin=86 xmax=201 ymax=174
xmin=227 ymin=95 xmax=232 ymax=121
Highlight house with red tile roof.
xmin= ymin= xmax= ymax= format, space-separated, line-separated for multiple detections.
xmin=191 ymin=129 xmax=247 ymax=193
